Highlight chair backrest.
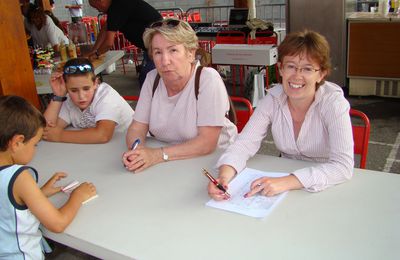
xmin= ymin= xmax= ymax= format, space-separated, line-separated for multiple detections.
xmin=123 ymin=96 xmax=139 ymax=109
xmin=216 ymin=31 xmax=246 ymax=44
xmin=230 ymin=96 xmax=253 ymax=133
xmin=247 ymin=30 xmax=278 ymax=45
xmin=350 ymin=108 xmax=370 ymax=169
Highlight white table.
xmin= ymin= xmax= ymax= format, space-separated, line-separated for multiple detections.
xmin=34 ymin=50 xmax=124 ymax=95
xmin=31 ymin=133 xmax=400 ymax=260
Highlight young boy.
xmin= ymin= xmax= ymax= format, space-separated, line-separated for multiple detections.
xmin=43 ymin=58 xmax=134 ymax=144
xmin=0 ymin=95 xmax=96 ymax=259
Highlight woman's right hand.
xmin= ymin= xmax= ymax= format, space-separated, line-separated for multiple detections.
xmin=71 ymin=182 xmax=96 ymax=204
xmin=49 ymin=71 xmax=67 ymax=97
xmin=207 ymin=165 xmax=237 ymax=201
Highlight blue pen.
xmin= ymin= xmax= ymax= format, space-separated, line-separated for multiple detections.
xmin=130 ymin=138 xmax=140 ymax=150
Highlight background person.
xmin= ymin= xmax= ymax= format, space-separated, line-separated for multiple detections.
xmin=43 ymin=58 xmax=134 ymax=144
xmin=0 ymin=95 xmax=96 ymax=259
xmin=25 ymin=5 xmax=69 ymax=51
xmin=122 ymin=19 xmax=237 ymax=173
xmin=87 ymin=0 xmax=162 ymax=86
xmin=208 ymin=30 xmax=354 ymax=200
xmin=65 ymin=0 xmax=83 ymax=23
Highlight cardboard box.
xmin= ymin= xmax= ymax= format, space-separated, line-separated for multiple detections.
xmin=212 ymin=44 xmax=278 ymax=66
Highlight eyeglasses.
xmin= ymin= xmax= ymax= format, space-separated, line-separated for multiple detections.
xmin=150 ymin=19 xmax=181 ymax=29
xmin=64 ymin=64 xmax=93 ymax=74
xmin=281 ymin=63 xmax=321 ymax=76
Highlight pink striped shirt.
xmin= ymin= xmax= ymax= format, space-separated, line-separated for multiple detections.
xmin=217 ymin=81 xmax=354 ymax=192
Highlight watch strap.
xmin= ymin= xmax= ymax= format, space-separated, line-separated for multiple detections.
xmin=51 ymin=94 xmax=67 ymax=102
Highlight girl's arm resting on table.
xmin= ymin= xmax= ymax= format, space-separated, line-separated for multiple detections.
xmin=43 ymin=120 xmax=116 ymax=144
xmin=14 ymin=170 xmax=96 ymax=233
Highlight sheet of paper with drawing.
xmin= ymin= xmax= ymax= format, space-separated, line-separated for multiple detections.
xmin=206 ymin=168 xmax=288 ymax=218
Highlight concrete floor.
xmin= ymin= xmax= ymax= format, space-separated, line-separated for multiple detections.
xmin=46 ymin=61 xmax=400 ymax=259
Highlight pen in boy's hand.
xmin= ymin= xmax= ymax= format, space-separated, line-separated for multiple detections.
xmin=131 ymin=138 xmax=140 ymax=150
xmin=202 ymin=168 xmax=231 ymax=197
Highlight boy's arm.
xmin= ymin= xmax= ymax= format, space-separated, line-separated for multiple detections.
xmin=14 ymin=170 xmax=95 ymax=233
xmin=44 ymin=72 xmax=68 ymax=126
xmin=43 ymin=119 xmax=116 ymax=144
xmin=43 ymin=99 xmax=67 ymax=127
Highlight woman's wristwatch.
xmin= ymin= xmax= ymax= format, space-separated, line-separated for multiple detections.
xmin=161 ymin=147 xmax=169 ymax=162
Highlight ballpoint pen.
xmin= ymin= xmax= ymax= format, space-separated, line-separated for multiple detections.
xmin=131 ymin=138 xmax=140 ymax=150
xmin=202 ymin=168 xmax=231 ymax=197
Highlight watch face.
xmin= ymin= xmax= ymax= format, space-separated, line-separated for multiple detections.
xmin=163 ymin=152 xmax=168 ymax=161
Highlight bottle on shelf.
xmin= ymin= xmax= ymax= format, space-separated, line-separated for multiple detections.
xmin=67 ymin=40 xmax=77 ymax=59
xmin=60 ymin=41 xmax=68 ymax=61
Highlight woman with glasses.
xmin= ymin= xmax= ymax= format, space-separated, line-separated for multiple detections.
xmin=208 ymin=30 xmax=354 ymax=200
xmin=43 ymin=58 xmax=134 ymax=144
xmin=122 ymin=19 xmax=237 ymax=173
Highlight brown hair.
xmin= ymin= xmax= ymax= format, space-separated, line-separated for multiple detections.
xmin=62 ymin=58 xmax=96 ymax=83
xmin=0 ymin=95 xmax=46 ymax=151
xmin=278 ymin=30 xmax=331 ymax=86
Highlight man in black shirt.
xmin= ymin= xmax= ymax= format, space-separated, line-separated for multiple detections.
xmin=88 ymin=0 xmax=162 ymax=86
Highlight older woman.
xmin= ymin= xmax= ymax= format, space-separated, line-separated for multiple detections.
xmin=25 ymin=5 xmax=68 ymax=51
xmin=122 ymin=19 xmax=237 ymax=173
xmin=208 ymin=30 xmax=354 ymax=200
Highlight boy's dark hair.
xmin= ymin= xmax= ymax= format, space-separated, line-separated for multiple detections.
xmin=0 ymin=95 xmax=46 ymax=151
xmin=62 ymin=58 xmax=96 ymax=83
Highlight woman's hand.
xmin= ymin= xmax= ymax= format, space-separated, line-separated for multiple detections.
xmin=49 ymin=71 xmax=67 ymax=97
xmin=244 ymin=175 xmax=303 ymax=197
xmin=122 ymin=146 xmax=163 ymax=173
xmin=41 ymin=172 xmax=67 ymax=197
xmin=208 ymin=165 xmax=236 ymax=201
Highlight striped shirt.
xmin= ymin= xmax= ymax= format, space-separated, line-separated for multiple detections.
xmin=217 ymin=81 xmax=354 ymax=192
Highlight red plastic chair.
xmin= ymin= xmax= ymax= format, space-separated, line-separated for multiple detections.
xmin=191 ymin=12 xmax=201 ymax=22
xmin=247 ymin=30 xmax=279 ymax=89
xmin=350 ymin=108 xmax=370 ymax=169
xmin=123 ymin=96 xmax=140 ymax=109
xmin=198 ymin=40 xmax=216 ymax=53
xmin=231 ymin=96 xmax=253 ymax=133
xmin=216 ymin=31 xmax=246 ymax=96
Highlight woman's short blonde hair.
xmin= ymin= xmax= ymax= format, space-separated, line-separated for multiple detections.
xmin=143 ymin=18 xmax=199 ymax=58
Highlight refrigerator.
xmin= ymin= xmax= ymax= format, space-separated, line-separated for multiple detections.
xmin=285 ymin=0 xmax=357 ymax=88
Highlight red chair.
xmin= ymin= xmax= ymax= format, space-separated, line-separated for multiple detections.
xmin=247 ymin=30 xmax=279 ymax=89
xmin=216 ymin=31 xmax=246 ymax=96
xmin=123 ymin=96 xmax=139 ymax=101
xmin=191 ymin=12 xmax=201 ymax=22
xmin=123 ymin=96 xmax=140 ymax=109
xmin=231 ymin=96 xmax=253 ymax=133
xmin=198 ymin=40 xmax=215 ymax=53
xmin=350 ymin=108 xmax=370 ymax=169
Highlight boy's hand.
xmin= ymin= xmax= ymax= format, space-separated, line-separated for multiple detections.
xmin=71 ymin=182 xmax=97 ymax=204
xmin=50 ymin=72 xmax=67 ymax=97
xmin=43 ymin=125 xmax=63 ymax=142
xmin=41 ymin=172 xmax=67 ymax=197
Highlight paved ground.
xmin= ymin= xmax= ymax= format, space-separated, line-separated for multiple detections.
xmin=46 ymin=61 xmax=400 ymax=259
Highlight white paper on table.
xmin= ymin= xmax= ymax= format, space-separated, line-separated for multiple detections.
xmin=206 ymin=168 xmax=288 ymax=218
